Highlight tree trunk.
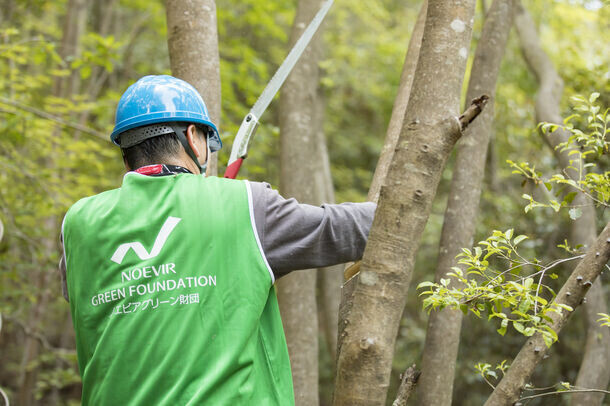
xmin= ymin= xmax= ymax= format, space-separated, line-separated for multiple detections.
xmin=166 ymin=0 xmax=222 ymax=176
xmin=416 ymin=1 xmax=515 ymax=405
xmin=367 ymin=0 xmax=427 ymax=203
xmin=336 ymin=3 xmax=427 ymax=377
xmin=277 ymin=0 xmax=325 ymax=404
xmin=53 ymin=0 xmax=88 ymax=99
xmin=337 ymin=0 xmax=426 ymax=347
xmin=514 ymin=4 xmax=610 ymax=404
xmin=315 ymin=84 xmax=343 ymax=366
xmin=484 ymin=222 xmax=610 ymax=406
xmin=332 ymin=1 xmax=478 ymax=404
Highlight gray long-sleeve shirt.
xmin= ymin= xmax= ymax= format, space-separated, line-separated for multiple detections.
xmin=60 ymin=179 xmax=376 ymax=300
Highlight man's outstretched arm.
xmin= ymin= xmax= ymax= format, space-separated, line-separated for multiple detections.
xmin=248 ymin=181 xmax=376 ymax=279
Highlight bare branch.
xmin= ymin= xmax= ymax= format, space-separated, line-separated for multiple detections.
xmin=0 ymin=96 xmax=107 ymax=140
xmin=458 ymin=95 xmax=490 ymax=130
xmin=392 ymin=365 xmax=421 ymax=406
xmin=518 ymin=388 xmax=610 ymax=402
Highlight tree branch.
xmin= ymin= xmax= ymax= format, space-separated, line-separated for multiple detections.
xmin=0 ymin=96 xmax=107 ymax=140
xmin=392 ymin=365 xmax=421 ymax=406
xmin=459 ymin=95 xmax=490 ymax=130
xmin=518 ymin=388 xmax=610 ymax=402
xmin=484 ymin=222 xmax=610 ymax=406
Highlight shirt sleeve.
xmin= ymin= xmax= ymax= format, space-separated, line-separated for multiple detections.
xmin=248 ymin=181 xmax=376 ymax=279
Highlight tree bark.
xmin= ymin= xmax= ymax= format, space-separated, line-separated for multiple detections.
xmin=314 ymin=85 xmax=343 ymax=366
xmin=367 ymin=0 xmax=427 ymax=203
xmin=337 ymin=0 xmax=427 ymax=343
xmin=166 ymin=0 xmax=222 ymax=176
xmin=276 ymin=0 xmax=325 ymax=405
xmin=416 ymin=2 xmax=515 ymax=405
xmin=332 ymin=1 xmax=477 ymax=404
xmin=514 ymin=4 xmax=610 ymax=404
xmin=392 ymin=365 xmax=421 ymax=406
xmin=484 ymin=222 xmax=610 ymax=406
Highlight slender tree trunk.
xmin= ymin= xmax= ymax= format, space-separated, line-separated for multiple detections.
xmin=53 ymin=0 xmax=88 ymax=99
xmin=367 ymin=0 xmax=427 ymax=203
xmin=484 ymin=223 xmax=610 ymax=406
xmin=416 ymin=2 xmax=515 ymax=405
xmin=277 ymin=1 xmax=325 ymax=404
xmin=166 ymin=0 xmax=221 ymax=176
xmin=514 ymin=4 xmax=610 ymax=404
xmin=77 ymin=0 xmax=116 ymax=129
xmin=337 ymin=0 xmax=426 ymax=345
xmin=315 ymin=84 xmax=344 ymax=366
xmin=332 ymin=1 xmax=478 ymax=404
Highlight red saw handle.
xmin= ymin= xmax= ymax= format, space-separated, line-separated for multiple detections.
xmin=224 ymin=158 xmax=244 ymax=179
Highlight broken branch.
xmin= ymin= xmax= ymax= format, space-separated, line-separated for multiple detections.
xmin=459 ymin=95 xmax=490 ymax=130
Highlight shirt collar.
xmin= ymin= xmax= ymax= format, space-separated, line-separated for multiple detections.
xmin=134 ymin=164 xmax=193 ymax=176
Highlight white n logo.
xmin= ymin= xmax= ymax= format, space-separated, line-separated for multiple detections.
xmin=111 ymin=216 xmax=181 ymax=264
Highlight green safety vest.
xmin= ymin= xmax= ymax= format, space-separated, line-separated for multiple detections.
xmin=63 ymin=173 xmax=294 ymax=405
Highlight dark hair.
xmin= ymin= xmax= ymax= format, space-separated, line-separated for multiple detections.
xmin=121 ymin=124 xmax=205 ymax=170
xmin=121 ymin=133 xmax=183 ymax=170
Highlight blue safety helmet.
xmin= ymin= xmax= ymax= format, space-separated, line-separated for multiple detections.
xmin=110 ymin=75 xmax=222 ymax=153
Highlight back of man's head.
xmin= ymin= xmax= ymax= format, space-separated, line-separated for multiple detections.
xmin=121 ymin=130 xmax=182 ymax=170
xmin=110 ymin=75 xmax=222 ymax=172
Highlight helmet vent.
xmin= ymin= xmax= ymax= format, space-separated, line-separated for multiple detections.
xmin=118 ymin=124 xmax=178 ymax=148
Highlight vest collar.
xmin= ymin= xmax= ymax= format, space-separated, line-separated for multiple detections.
xmin=134 ymin=164 xmax=193 ymax=176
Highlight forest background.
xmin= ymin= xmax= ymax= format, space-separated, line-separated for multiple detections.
xmin=0 ymin=0 xmax=608 ymax=405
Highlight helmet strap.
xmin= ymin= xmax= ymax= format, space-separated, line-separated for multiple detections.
xmin=201 ymin=132 xmax=211 ymax=175
xmin=168 ymin=124 xmax=203 ymax=175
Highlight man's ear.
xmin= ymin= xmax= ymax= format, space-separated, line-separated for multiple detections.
xmin=186 ymin=124 xmax=204 ymax=158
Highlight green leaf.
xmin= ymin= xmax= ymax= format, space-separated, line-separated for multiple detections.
xmin=417 ymin=281 xmax=436 ymax=289
xmin=563 ymin=192 xmax=577 ymax=204
xmin=497 ymin=318 xmax=508 ymax=336
xmin=513 ymin=235 xmax=528 ymax=245
xmin=589 ymin=92 xmax=600 ymax=103
xmin=513 ymin=321 xmax=525 ymax=334
xmin=542 ymin=332 xmax=554 ymax=348
xmin=549 ymin=200 xmax=561 ymax=212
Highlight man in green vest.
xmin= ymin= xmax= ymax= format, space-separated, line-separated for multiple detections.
xmin=61 ymin=75 xmax=375 ymax=405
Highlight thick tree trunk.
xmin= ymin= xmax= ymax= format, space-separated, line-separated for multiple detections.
xmin=277 ymin=1 xmax=325 ymax=405
xmin=332 ymin=1 xmax=477 ymax=404
xmin=416 ymin=2 xmax=515 ymax=405
xmin=484 ymin=223 xmax=610 ymax=406
xmin=166 ymin=0 xmax=222 ymax=176
xmin=514 ymin=4 xmax=610 ymax=404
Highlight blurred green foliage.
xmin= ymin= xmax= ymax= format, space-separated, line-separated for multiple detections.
xmin=0 ymin=0 xmax=608 ymax=405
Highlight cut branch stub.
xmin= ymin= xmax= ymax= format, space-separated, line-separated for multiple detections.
xmin=342 ymin=96 xmax=488 ymax=286
xmin=459 ymin=95 xmax=490 ymax=130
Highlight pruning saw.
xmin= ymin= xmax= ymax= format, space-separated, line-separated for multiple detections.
xmin=224 ymin=0 xmax=334 ymax=179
